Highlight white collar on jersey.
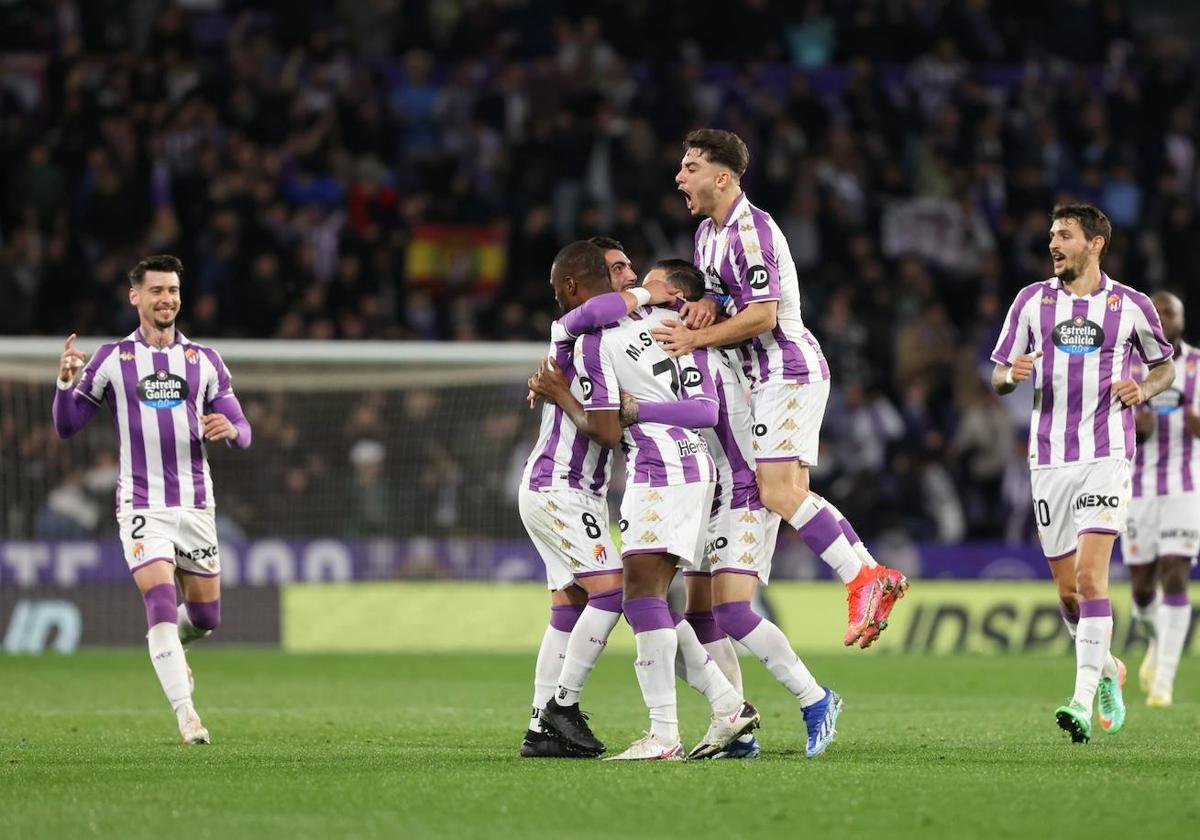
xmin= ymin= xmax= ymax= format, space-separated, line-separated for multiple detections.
xmin=1046 ymin=271 xmax=1115 ymax=298
xmin=127 ymin=329 xmax=190 ymax=348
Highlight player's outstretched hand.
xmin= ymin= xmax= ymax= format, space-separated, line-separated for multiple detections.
xmin=650 ymin=319 xmax=697 ymax=357
xmin=1113 ymin=378 xmax=1145 ymax=406
xmin=679 ymin=297 xmax=717 ymax=329
xmin=59 ymin=333 xmax=87 ymax=383
xmin=201 ymin=413 xmax=239 ymax=442
xmin=640 ymin=274 xmax=683 ymax=306
xmin=1010 ymin=350 xmax=1042 ymax=384
xmin=529 ymin=357 xmax=570 ymax=403
xmin=618 ymin=390 xmax=640 ymax=426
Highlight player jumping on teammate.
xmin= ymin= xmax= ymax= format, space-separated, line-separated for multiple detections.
xmin=654 ymin=128 xmax=906 ymax=647
xmin=991 ymin=204 xmax=1175 ymax=743
xmin=52 ymin=255 xmax=251 ymax=745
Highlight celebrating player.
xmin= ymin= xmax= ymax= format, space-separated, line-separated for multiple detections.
xmin=518 ymin=241 xmax=683 ymax=758
xmin=991 ymin=204 xmax=1175 ymax=742
xmin=654 ymin=128 xmax=906 ymax=646
xmin=52 ymin=255 xmax=252 ymax=745
xmin=1122 ymin=291 xmax=1197 ymax=707
xmin=623 ymin=260 xmax=843 ymax=758
xmin=530 ymin=251 xmax=760 ymax=761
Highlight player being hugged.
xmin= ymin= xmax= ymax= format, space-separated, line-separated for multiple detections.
xmin=531 ymin=248 xmax=760 ymax=761
xmin=52 ymin=255 xmax=252 ymax=745
xmin=991 ymin=205 xmax=1175 ymax=743
xmin=1122 ymin=292 xmax=1199 ymax=707
xmin=656 ymin=128 xmax=907 ymax=647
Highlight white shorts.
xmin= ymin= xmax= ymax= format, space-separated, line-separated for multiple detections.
xmin=118 ymin=507 xmax=221 ymax=576
xmin=1030 ymin=458 xmax=1132 ymax=560
xmin=1121 ymin=494 xmax=1200 ymax=565
xmin=750 ymin=379 xmax=830 ymax=464
xmin=518 ymin=487 xmax=622 ymax=590
xmin=619 ymin=481 xmax=716 ymax=569
xmin=703 ymin=504 xmax=782 ymax=584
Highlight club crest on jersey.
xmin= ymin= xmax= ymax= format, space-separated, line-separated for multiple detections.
xmin=132 ymin=542 xmax=144 ymax=563
xmin=185 ymin=348 xmax=199 ymax=365
xmin=593 ymin=545 xmax=608 ymax=563
xmin=1107 ymin=294 xmax=1121 ymax=312
xmin=1148 ymin=388 xmax=1184 ymax=415
xmin=1052 ymin=316 xmax=1104 ymax=355
xmin=137 ymin=370 xmax=189 ymax=409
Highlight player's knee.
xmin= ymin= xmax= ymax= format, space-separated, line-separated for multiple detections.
xmin=143 ymin=583 xmax=177 ymax=628
xmin=186 ymin=599 xmax=221 ymax=631
xmin=712 ymin=600 xmax=762 ymax=642
xmin=757 ymin=481 xmax=797 ymax=516
xmin=1160 ymin=558 xmax=1191 ymax=595
xmin=1074 ymin=570 xmax=1106 ymax=601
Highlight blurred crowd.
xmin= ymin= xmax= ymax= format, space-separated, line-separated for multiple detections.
xmin=3 ymin=0 xmax=1199 ymax=543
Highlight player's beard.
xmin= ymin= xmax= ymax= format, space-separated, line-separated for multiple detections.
xmin=149 ymin=308 xmax=177 ymax=329
xmin=1057 ymin=255 xmax=1085 ymax=286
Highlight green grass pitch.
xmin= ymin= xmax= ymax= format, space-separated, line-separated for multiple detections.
xmin=1 ymin=650 xmax=1197 ymax=839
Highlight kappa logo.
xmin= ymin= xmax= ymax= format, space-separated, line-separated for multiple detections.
xmin=120 ymin=351 xmax=136 ymax=361
xmin=560 ymin=539 xmax=574 ymax=552
xmin=739 ymin=222 xmax=754 ymax=233
xmin=646 ymin=490 xmax=663 ymax=502
xmin=752 ymin=441 xmax=761 ymax=451
xmin=786 ymin=400 xmax=799 ymax=410
xmin=739 ymin=532 xmax=758 ymax=545
xmin=1041 ymin=295 xmax=1056 ymax=305
xmin=739 ymin=510 xmax=758 ymax=524
xmin=639 ymin=531 xmax=659 ymax=543
xmin=1107 ymin=294 xmax=1121 ymax=312
xmin=569 ymin=557 xmax=584 ymax=570
xmin=641 ymin=510 xmax=663 ymax=522
xmin=745 ymin=243 xmax=762 ymax=256
xmin=779 ymin=440 xmax=796 ymax=452
xmin=545 ymin=499 xmax=559 ymax=512
xmin=782 ymin=419 xmax=798 ymax=431
xmin=736 ymin=552 xmax=755 ymax=564
xmin=550 ymin=518 xmax=566 ymax=532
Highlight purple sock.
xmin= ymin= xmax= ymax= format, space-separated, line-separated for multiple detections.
xmin=712 ymin=600 xmax=764 ymax=642
xmin=797 ymin=508 xmax=844 ymax=556
xmin=550 ymin=603 xmax=585 ymax=633
xmin=623 ymin=597 xmax=674 ymax=633
xmin=186 ymin=600 xmax=221 ymax=631
xmin=684 ymin=611 xmax=725 ymax=644
xmin=1079 ymin=598 xmax=1112 ymax=618
xmin=837 ymin=515 xmax=862 ymax=546
xmin=588 ymin=586 xmax=623 ymax=613
xmin=143 ymin=583 xmax=177 ymax=627
xmin=1163 ymin=592 xmax=1190 ymax=607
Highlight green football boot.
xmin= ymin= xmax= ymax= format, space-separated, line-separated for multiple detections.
xmin=1054 ymin=700 xmax=1092 ymax=743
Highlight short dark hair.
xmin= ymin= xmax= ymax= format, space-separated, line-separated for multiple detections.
xmin=129 ymin=254 xmax=184 ymax=287
xmin=653 ymin=259 xmax=705 ymax=302
xmin=551 ymin=241 xmax=609 ymax=291
xmin=588 ymin=236 xmax=626 ymax=253
xmin=684 ymin=129 xmax=750 ymax=178
xmin=1051 ymin=204 xmax=1112 ymax=259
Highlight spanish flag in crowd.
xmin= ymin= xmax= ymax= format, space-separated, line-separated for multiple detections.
xmin=405 ymin=224 xmax=507 ymax=294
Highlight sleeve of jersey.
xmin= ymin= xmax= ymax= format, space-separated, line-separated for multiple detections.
xmin=209 ymin=393 xmax=252 ymax=449
xmin=731 ymin=213 xmax=780 ymax=303
xmin=52 ymin=346 xmax=112 ymax=438
xmin=1130 ymin=292 xmax=1174 ymax=365
xmin=201 ymin=348 xmax=235 ymax=403
xmin=579 ymin=333 xmax=619 ymax=411
xmin=556 ymin=293 xmax=628 ymax=339
xmin=990 ymin=293 xmax=1031 ymax=366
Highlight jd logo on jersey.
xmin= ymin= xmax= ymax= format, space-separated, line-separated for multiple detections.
xmin=748 ymin=266 xmax=769 ymax=290
xmin=680 ymin=367 xmax=703 ymax=388
xmin=137 ymin=370 xmax=189 ymax=409
xmin=1052 ymin=316 xmax=1104 ymax=355
xmin=1148 ymin=388 xmax=1184 ymax=416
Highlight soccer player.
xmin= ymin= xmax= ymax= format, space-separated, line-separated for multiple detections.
xmin=52 ymin=255 xmax=251 ymax=745
xmin=991 ymin=204 xmax=1175 ymax=742
xmin=1122 ymin=291 xmax=1197 ymax=707
xmin=623 ymin=260 xmax=843 ymax=759
xmin=530 ymin=251 xmax=759 ymax=761
xmin=654 ymin=128 xmax=906 ymax=646
xmin=518 ymin=241 xmax=683 ymax=758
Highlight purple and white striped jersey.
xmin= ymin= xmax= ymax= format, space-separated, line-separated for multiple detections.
xmin=1132 ymin=342 xmax=1200 ymax=498
xmin=701 ymin=349 xmax=763 ymax=513
xmin=991 ymin=274 xmax=1173 ymax=470
xmin=578 ymin=306 xmax=718 ymax=487
xmin=693 ymin=192 xmax=829 ymax=389
xmin=521 ymin=318 xmax=613 ymax=497
xmin=69 ymin=331 xmax=236 ymax=513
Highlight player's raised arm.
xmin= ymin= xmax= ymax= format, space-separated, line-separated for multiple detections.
xmin=619 ymin=351 xmax=719 ymax=429
xmin=52 ymin=334 xmax=104 ymax=438
xmin=556 ymin=275 xmax=682 ymax=340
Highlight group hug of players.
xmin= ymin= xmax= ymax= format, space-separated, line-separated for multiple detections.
xmin=50 ymin=130 xmax=1193 ymax=750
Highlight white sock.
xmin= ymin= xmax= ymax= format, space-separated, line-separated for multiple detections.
xmin=674 ymin=619 xmax=742 ymax=716
xmin=556 ymin=605 xmax=621 ymax=705
xmin=787 ymin=495 xmax=863 ymax=584
xmin=1101 ymin=653 xmax=1119 ymax=679
xmin=737 ymin=617 xmax=825 ymax=707
xmin=530 ymin=624 xmax=570 ymax=732
xmin=147 ymin=622 xmax=192 ymax=718
xmin=820 ymin=499 xmax=878 ymax=568
xmin=703 ymin=638 xmax=743 ymax=694
xmin=1154 ymin=600 xmax=1192 ymax=695
xmin=177 ymin=604 xmax=206 ymax=646
xmin=634 ymin=628 xmax=679 ymax=743
xmin=1071 ymin=615 xmax=1113 ymax=712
